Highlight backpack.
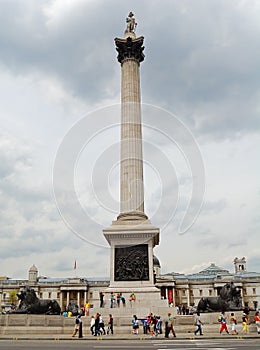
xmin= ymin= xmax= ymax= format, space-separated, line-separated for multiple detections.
xmin=218 ymin=315 xmax=222 ymax=323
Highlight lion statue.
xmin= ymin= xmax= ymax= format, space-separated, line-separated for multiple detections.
xmin=197 ymin=282 xmax=242 ymax=313
xmin=14 ymin=286 xmax=61 ymax=315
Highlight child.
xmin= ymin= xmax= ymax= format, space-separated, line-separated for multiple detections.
xmin=230 ymin=313 xmax=238 ymax=335
xmin=132 ymin=315 xmax=139 ymax=334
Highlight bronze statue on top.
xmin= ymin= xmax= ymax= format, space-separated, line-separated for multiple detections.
xmin=125 ymin=12 xmax=137 ymax=34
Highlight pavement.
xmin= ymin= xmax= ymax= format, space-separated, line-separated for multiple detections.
xmin=0 ymin=333 xmax=260 ymax=341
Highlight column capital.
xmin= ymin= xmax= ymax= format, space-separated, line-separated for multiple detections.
xmin=115 ymin=36 xmax=145 ymax=64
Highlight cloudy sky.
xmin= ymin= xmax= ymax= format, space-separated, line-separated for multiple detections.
xmin=0 ymin=0 xmax=259 ymax=279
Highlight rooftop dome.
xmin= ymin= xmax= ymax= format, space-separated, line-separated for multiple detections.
xmin=153 ymin=255 xmax=161 ymax=267
xmin=198 ymin=263 xmax=230 ymax=276
xmin=29 ymin=264 xmax=38 ymax=272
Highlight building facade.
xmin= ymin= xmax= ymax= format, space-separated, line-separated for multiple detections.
xmin=0 ymin=257 xmax=259 ymax=313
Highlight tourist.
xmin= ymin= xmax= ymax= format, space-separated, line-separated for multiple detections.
xmin=219 ymin=311 xmax=229 ymax=334
xmin=185 ymin=305 xmax=189 ymax=315
xmin=107 ymin=314 xmax=114 ymax=335
xmin=254 ymin=311 xmax=260 ymax=334
xmin=148 ymin=313 xmax=155 ymax=336
xmin=182 ymin=305 xmax=186 ymax=315
xmin=129 ymin=292 xmax=136 ymax=306
xmin=94 ymin=313 xmax=101 ymax=336
xmin=165 ymin=312 xmax=176 ymax=338
xmin=121 ymin=293 xmax=126 ymax=307
xmin=110 ymin=292 xmax=115 ymax=308
xmin=99 ymin=291 xmax=104 ymax=308
xmin=90 ymin=315 xmax=95 ymax=335
xmin=155 ymin=316 xmax=162 ymax=336
xmin=116 ymin=293 xmax=121 ymax=307
xmin=194 ymin=312 xmax=203 ymax=336
xmin=99 ymin=314 xmax=106 ymax=335
xmin=241 ymin=312 xmax=249 ymax=334
xmin=72 ymin=314 xmax=82 ymax=338
xmin=243 ymin=305 xmax=250 ymax=324
xmin=132 ymin=315 xmax=139 ymax=334
xmin=142 ymin=317 xmax=149 ymax=334
xmin=230 ymin=312 xmax=238 ymax=335
xmin=84 ymin=301 xmax=90 ymax=316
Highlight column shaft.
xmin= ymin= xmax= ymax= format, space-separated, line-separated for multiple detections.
xmin=120 ymin=58 xmax=145 ymax=216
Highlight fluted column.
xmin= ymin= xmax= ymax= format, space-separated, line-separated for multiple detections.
xmin=115 ymin=36 xmax=147 ymax=221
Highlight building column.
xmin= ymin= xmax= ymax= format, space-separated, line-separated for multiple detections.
xmin=187 ymin=286 xmax=190 ymax=306
xmin=60 ymin=292 xmax=63 ymax=311
xmin=77 ymin=291 xmax=80 ymax=308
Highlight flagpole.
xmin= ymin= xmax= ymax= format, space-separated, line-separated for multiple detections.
xmin=74 ymin=259 xmax=77 ymax=277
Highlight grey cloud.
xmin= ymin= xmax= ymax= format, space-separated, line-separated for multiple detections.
xmin=0 ymin=1 xmax=259 ymax=139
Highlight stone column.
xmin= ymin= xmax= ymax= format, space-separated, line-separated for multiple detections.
xmin=115 ymin=36 xmax=147 ymax=221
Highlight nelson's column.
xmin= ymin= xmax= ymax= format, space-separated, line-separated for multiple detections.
xmin=103 ymin=13 xmax=162 ymax=303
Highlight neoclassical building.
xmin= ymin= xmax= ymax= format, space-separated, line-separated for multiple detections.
xmin=0 ymin=257 xmax=259 ymax=313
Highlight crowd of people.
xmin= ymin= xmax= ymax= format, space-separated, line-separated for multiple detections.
xmin=100 ymin=291 xmax=131 ymax=308
xmin=68 ymin=309 xmax=260 ymax=338
xmin=216 ymin=308 xmax=260 ymax=335
xmin=66 ymin=295 xmax=260 ymax=338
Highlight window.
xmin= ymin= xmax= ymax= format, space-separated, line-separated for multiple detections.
xmin=243 ymin=288 xmax=247 ymax=295
xmin=199 ymin=290 xmax=203 ymax=297
xmin=253 ymin=288 xmax=256 ymax=295
xmin=48 ymin=292 xmax=51 ymax=299
xmin=57 ymin=292 xmax=60 ymax=299
xmin=182 ymin=290 xmax=186 ymax=296
xmin=209 ymin=289 xmax=212 ymax=296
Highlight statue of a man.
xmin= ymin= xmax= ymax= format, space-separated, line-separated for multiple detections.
xmin=125 ymin=12 xmax=137 ymax=33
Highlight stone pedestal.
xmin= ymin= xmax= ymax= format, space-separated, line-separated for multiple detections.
xmin=103 ymin=218 xmax=159 ymax=297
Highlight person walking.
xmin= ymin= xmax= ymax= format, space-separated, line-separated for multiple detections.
xmin=230 ymin=312 xmax=238 ymax=335
xmin=132 ymin=315 xmax=139 ymax=334
xmin=107 ymin=314 xmax=114 ymax=335
xmin=241 ymin=312 xmax=249 ymax=334
xmin=72 ymin=314 xmax=82 ymax=338
xmin=94 ymin=313 xmax=101 ymax=336
xmin=194 ymin=312 xmax=203 ymax=335
xmin=165 ymin=312 xmax=176 ymax=338
xmin=219 ymin=311 xmax=229 ymax=334
xmin=155 ymin=316 xmax=162 ymax=336
xmin=90 ymin=315 xmax=95 ymax=335
xmin=99 ymin=314 xmax=106 ymax=335
xmin=254 ymin=311 xmax=260 ymax=334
